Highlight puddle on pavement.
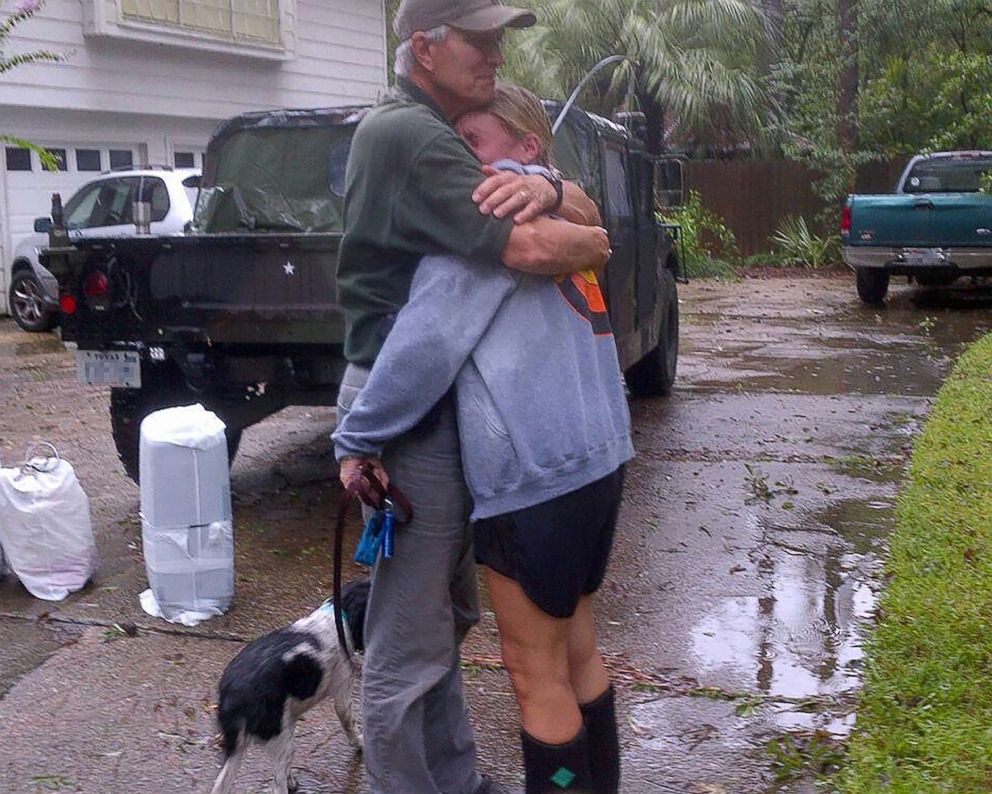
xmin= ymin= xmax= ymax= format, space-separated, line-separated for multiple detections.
xmin=687 ymin=497 xmax=893 ymax=740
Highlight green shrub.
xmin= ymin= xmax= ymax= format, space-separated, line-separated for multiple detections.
xmin=769 ymin=215 xmax=841 ymax=269
xmin=660 ymin=191 xmax=738 ymax=278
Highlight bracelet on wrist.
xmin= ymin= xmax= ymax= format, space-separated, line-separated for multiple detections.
xmin=541 ymin=172 xmax=565 ymax=213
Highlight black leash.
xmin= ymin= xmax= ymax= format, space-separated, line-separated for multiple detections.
xmin=333 ymin=463 xmax=413 ymax=662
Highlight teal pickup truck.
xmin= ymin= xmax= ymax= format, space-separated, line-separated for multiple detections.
xmin=842 ymin=151 xmax=992 ymax=304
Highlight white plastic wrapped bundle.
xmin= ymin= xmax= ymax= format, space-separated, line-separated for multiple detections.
xmin=0 ymin=444 xmax=98 ymax=600
xmin=139 ymin=404 xmax=234 ymax=625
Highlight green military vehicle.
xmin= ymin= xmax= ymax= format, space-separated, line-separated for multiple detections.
xmin=44 ymin=103 xmax=681 ymax=482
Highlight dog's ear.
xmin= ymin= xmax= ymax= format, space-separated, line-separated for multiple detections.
xmin=340 ymin=579 xmax=370 ymax=653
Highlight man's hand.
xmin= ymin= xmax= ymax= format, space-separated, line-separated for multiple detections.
xmin=473 ymin=166 xmax=557 ymax=224
xmin=339 ymin=456 xmax=390 ymax=494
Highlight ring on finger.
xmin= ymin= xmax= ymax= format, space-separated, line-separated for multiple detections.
xmin=520 ymin=190 xmax=530 ymax=201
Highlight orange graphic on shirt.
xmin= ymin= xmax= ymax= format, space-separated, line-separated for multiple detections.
xmin=554 ymin=269 xmax=613 ymax=335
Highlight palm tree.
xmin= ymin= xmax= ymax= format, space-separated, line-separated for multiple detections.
xmin=502 ymin=0 xmax=770 ymax=155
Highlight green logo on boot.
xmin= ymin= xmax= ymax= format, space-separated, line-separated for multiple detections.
xmin=550 ymin=766 xmax=576 ymax=788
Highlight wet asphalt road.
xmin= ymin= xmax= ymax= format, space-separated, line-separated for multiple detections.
xmin=1 ymin=273 xmax=991 ymax=793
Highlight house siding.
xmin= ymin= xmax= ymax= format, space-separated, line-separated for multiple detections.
xmin=0 ymin=0 xmax=387 ymax=314
xmin=2 ymin=0 xmax=387 ymax=117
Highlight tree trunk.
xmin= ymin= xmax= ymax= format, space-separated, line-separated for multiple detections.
xmin=837 ymin=0 xmax=859 ymax=157
xmin=640 ymin=91 xmax=666 ymax=157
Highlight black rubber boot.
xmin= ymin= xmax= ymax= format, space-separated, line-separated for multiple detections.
xmin=521 ymin=727 xmax=594 ymax=793
xmin=580 ymin=686 xmax=620 ymax=794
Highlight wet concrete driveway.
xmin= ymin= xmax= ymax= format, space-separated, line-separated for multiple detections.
xmin=1 ymin=274 xmax=990 ymax=793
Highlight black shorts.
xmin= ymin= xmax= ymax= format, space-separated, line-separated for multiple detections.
xmin=473 ymin=468 xmax=624 ymax=619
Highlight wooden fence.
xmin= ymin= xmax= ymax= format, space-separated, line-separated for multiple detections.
xmin=682 ymin=157 xmax=908 ymax=257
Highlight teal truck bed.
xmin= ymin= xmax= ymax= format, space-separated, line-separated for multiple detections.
xmin=842 ymin=151 xmax=992 ymax=304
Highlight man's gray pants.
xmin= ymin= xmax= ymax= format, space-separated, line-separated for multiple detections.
xmin=337 ymin=363 xmax=484 ymax=794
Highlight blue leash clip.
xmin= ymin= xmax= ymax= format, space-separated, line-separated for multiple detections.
xmin=354 ymin=510 xmax=384 ymax=567
xmin=382 ymin=499 xmax=396 ymax=559
xmin=353 ymin=499 xmax=397 ymax=566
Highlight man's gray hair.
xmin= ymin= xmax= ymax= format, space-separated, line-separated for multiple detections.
xmin=393 ymin=24 xmax=449 ymax=78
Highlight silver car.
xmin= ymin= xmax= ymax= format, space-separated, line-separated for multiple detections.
xmin=8 ymin=167 xmax=200 ymax=332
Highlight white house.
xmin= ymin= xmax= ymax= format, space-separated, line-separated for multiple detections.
xmin=0 ymin=0 xmax=387 ymax=314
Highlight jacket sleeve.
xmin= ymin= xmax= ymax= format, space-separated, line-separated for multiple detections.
xmin=332 ymin=255 xmax=519 ymax=460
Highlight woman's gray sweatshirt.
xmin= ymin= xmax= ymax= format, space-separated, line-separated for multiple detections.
xmin=333 ymin=167 xmax=635 ymax=519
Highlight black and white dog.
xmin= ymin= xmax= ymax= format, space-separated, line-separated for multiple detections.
xmin=210 ymin=579 xmax=370 ymax=794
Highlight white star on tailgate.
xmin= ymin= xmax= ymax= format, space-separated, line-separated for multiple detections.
xmin=284 ymin=261 xmax=295 ymax=276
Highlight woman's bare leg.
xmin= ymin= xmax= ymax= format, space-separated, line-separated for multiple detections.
xmin=567 ymin=594 xmax=620 ymax=794
xmin=566 ymin=595 xmax=610 ymax=703
xmin=484 ymin=567 xmax=582 ymax=744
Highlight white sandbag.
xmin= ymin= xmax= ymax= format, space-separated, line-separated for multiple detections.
xmin=139 ymin=404 xmax=234 ymax=624
xmin=0 ymin=444 xmax=98 ymax=600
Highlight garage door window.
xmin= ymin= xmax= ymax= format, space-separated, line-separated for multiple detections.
xmin=174 ymin=151 xmax=196 ymax=168
xmin=76 ymin=149 xmax=103 ymax=172
xmin=110 ymin=150 xmax=134 ymax=170
xmin=45 ymin=148 xmax=68 ymax=171
xmin=5 ymin=147 xmax=32 ymax=171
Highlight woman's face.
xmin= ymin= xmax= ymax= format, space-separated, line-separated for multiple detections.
xmin=456 ymin=111 xmax=534 ymax=166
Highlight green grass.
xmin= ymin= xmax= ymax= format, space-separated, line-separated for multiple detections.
xmin=839 ymin=332 xmax=992 ymax=793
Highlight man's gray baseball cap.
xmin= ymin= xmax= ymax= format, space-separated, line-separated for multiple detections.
xmin=394 ymin=0 xmax=536 ymax=41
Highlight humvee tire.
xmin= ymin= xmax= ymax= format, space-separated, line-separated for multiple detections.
xmin=625 ymin=268 xmax=678 ymax=397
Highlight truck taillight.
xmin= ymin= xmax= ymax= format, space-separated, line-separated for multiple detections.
xmin=59 ymin=294 xmax=77 ymax=315
xmin=841 ymin=204 xmax=852 ymax=237
xmin=83 ymin=271 xmax=109 ymax=298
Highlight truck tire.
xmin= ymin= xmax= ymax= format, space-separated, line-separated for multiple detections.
xmin=625 ymin=268 xmax=679 ymax=398
xmin=856 ymin=268 xmax=890 ymax=305
xmin=9 ymin=270 xmax=58 ymax=333
xmin=110 ymin=367 xmax=242 ymax=484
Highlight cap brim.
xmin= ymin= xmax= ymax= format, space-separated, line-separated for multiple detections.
xmin=450 ymin=6 xmax=536 ymax=33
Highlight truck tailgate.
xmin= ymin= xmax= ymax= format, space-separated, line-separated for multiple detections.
xmin=850 ymin=193 xmax=992 ymax=248
xmin=65 ymin=234 xmax=345 ymax=346
xmin=849 ymin=195 xmax=933 ymax=246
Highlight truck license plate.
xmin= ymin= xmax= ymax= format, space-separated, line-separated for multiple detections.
xmin=77 ymin=350 xmax=141 ymax=388
xmin=902 ymin=248 xmax=944 ymax=267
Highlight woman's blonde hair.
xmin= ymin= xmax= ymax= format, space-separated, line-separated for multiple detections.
xmin=488 ymin=82 xmax=554 ymax=168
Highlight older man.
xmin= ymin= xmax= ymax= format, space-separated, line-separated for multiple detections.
xmin=335 ymin=2 xmax=609 ymax=792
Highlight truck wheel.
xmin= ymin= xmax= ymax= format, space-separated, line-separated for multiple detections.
xmin=856 ymin=268 xmax=890 ymax=305
xmin=9 ymin=271 xmax=57 ymax=333
xmin=110 ymin=368 xmax=242 ymax=484
xmin=625 ymin=268 xmax=679 ymax=398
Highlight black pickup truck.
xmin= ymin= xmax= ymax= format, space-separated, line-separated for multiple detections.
xmin=43 ymin=103 xmax=681 ymax=482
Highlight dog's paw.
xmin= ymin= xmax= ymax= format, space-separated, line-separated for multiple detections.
xmin=349 ymin=732 xmax=364 ymax=753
